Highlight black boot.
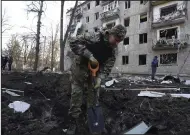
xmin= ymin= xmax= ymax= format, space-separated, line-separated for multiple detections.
xmin=66 ymin=118 xmax=77 ymax=135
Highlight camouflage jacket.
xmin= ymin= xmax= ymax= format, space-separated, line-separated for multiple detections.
xmin=69 ymin=31 xmax=116 ymax=75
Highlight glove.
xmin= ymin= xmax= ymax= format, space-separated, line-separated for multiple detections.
xmin=94 ymin=77 xmax=101 ymax=89
xmin=89 ymin=56 xmax=99 ymax=68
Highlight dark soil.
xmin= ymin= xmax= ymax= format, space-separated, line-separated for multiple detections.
xmin=1 ymin=71 xmax=190 ymax=135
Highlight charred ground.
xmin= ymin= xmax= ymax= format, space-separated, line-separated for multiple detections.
xmin=1 ymin=72 xmax=190 ymax=135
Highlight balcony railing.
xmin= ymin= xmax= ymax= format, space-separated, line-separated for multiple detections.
xmin=100 ymin=8 xmax=120 ymax=22
xmin=152 ymin=37 xmax=188 ymax=51
xmin=101 ymin=1 xmax=114 ymax=6
xmin=152 ymin=3 xmax=186 ymax=28
xmin=151 ymin=1 xmax=172 ymax=6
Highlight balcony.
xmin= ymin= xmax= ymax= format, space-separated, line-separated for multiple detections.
xmin=152 ymin=12 xmax=186 ymax=28
xmin=100 ymin=8 xmax=120 ymax=22
xmin=151 ymin=1 xmax=172 ymax=6
xmin=152 ymin=38 xmax=188 ymax=51
xmin=152 ymin=2 xmax=186 ymax=28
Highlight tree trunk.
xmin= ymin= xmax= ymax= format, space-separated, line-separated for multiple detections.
xmin=33 ymin=0 xmax=43 ymax=71
xmin=51 ymin=35 xmax=54 ymax=71
xmin=60 ymin=1 xmax=64 ymax=71
xmin=60 ymin=0 xmax=78 ymax=71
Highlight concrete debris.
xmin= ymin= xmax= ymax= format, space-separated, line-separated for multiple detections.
xmin=138 ymin=91 xmax=190 ymax=99
xmin=105 ymin=79 xmax=119 ymax=87
xmin=8 ymin=101 xmax=30 ymax=113
xmin=161 ymin=80 xmax=172 ymax=84
xmin=3 ymin=90 xmax=21 ymax=96
xmin=2 ymin=88 xmax=24 ymax=93
xmin=184 ymin=80 xmax=190 ymax=85
xmin=138 ymin=91 xmax=165 ymax=98
xmin=24 ymin=82 xmax=32 ymax=85
xmin=163 ymin=75 xmax=181 ymax=83
xmin=124 ymin=121 xmax=152 ymax=134
xmin=62 ymin=129 xmax=67 ymax=133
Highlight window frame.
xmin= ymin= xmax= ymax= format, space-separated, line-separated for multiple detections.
xmin=124 ymin=18 xmax=130 ymax=27
xmin=139 ymin=54 xmax=147 ymax=65
xmin=160 ymin=53 xmax=177 ymax=65
xmin=95 ymin=0 xmax=100 ymax=6
xmin=95 ymin=12 xmax=99 ymax=20
xmin=122 ymin=56 xmax=129 ymax=65
xmin=125 ymin=1 xmax=131 ymax=9
xmin=87 ymin=3 xmax=90 ymax=10
xmin=124 ymin=37 xmax=129 ymax=45
xmin=160 ymin=4 xmax=177 ymax=17
xmin=140 ymin=13 xmax=147 ymax=23
xmin=86 ymin=16 xmax=89 ymax=23
xmin=139 ymin=33 xmax=147 ymax=44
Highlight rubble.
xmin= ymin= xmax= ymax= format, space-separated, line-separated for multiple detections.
xmin=8 ymin=101 xmax=30 ymax=113
xmin=1 ymin=72 xmax=190 ymax=135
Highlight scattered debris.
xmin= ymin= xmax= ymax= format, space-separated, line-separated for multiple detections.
xmin=161 ymin=80 xmax=172 ymax=84
xmin=105 ymin=79 xmax=119 ymax=87
xmin=3 ymin=90 xmax=21 ymax=96
xmin=163 ymin=75 xmax=181 ymax=83
xmin=8 ymin=101 xmax=30 ymax=113
xmin=138 ymin=91 xmax=165 ymax=98
xmin=24 ymin=82 xmax=32 ymax=85
xmin=2 ymin=88 xmax=24 ymax=93
xmin=124 ymin=121 xmax=152 ymax=134
xmin=2 ymin=88 xmax=24 ymax=96
xmin=184 ymin=80 xmax=190 ymax=85
xmin=62 ymin=129 xmax=67 ymax=133
xmin=138 ymin=91 xmax=190 ymax=99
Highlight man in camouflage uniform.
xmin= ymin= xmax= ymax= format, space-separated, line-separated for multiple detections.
xmin=67 ymin=24 xmax=126 ymax=135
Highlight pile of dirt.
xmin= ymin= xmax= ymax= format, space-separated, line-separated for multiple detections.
xmin=1 ymin=72 xmax=190 ymax=135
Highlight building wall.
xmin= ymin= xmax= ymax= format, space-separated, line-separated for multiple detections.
xmin=65 ymin=1 xmax=190 ymax=75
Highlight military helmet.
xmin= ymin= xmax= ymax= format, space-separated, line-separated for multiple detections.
xmin=110 ymin=24 xmax=127 ymax=41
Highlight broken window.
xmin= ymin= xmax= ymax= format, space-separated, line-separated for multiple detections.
xmin=125 ymin=1 xmax=131 ymax=9
xmin=140 ymin=0 xmax=144 ymax=4
xmin=85 ymin=30 xmax=88 ymax=32
xmin=160 ymin=4 xmax=177 ymax=17
xmin=139 ymin=55 xmax=146 ymax=65
xmin=95 ymin=12 xmax=99 ymax=20
xmin=139 ymin=33 xmax=147 ymax=44
xmin=106 ymin=22 xmax=115 ymax=29
xmin=87 ymin=3 xmax=90 ymax=10
xmin=86 ymin=16 xmax=89 ymax=23
xmin=124 ymin=18 xmax=130 ymax=27
xmin=140 ymin=13 xmax=147 ymax=23
xmin=95 ymin=0 xmax=99 ymax=6
xmin=160 ymin=27 xmax=178 ymax=39
xmin=124 ymin=37 xmax=129 ymax=45
xmin=122 ymin=56 xmax=129 ymax=65
xmin=160 ymin=53 xmax=177 ymax=64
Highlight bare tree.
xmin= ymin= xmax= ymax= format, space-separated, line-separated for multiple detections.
xmin=50 ymin=23 xmax=59 ymax=71
xmin=60 ymin=0 xmax=78 ymax=71
xmin=21 ymin=35 xmax=36 ymax=69
xmin=1 ymin=8 xmax=13 ymax=34
xmin=27 ymin=1 xmax=44 ymax=71
xmin=5 ymin=34 xmax=22 ymax=69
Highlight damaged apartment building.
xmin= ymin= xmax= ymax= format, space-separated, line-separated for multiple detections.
xmin=64 ymin=1 xmax=190 ymax=76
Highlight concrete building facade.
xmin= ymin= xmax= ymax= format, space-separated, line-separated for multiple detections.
xmin=65 ymin=1 xmax=190 ymax=76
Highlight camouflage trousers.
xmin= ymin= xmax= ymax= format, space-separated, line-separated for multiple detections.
xmin=69 ymin=61 xmax=96 ymax=119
